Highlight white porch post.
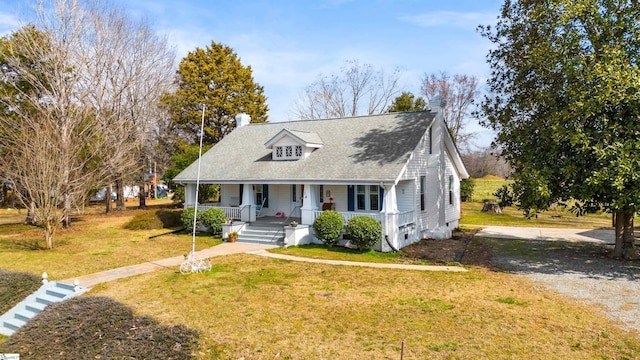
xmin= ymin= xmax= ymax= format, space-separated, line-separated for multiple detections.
xmin=301 ymin=184 xmax=319 ymax=225
xmin=240 ymin=183 xmax=256 ymax=222
xmin=184 ymin=184 xmax=197 ymax=207
xmin=381 ymin=184 xmax=399 ymax=251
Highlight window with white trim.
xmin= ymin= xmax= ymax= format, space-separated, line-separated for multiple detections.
xmin=285 ymin=146 xmax=292 ymax=157
xmin=295 ymin=145 xmax=303 ymax=157
xmin=356 ymin=185 xmax=380 ymax=211
xmin=275 ymin=146 xmax=283 ymax=158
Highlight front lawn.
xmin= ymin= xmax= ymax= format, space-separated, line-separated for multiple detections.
xmin=0 ymin=209 xmax=221 ymax=280
xmin=88 ymin=254 xmax=640 ymax=359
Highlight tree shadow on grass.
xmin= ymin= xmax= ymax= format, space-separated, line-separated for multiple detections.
xmin=468 ymin=237 xmax=640 ymax=281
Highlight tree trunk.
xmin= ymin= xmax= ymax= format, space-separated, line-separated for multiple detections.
xmin=105 ymin=184 xmax=112 ymax=213
xmin=481 ymin=201 xmax=502 ymax=214
xmin=115 ymin=178 xmax=126 ymax=211
xmin=26 ymin=201 xmax=37 ymax=225
xmin=62 ymin=193 xmax=72 ymax=228
xmin=43 ymin=219 xmax=56 ymax=250
xmin=613 ymin=211 xmax=638 ymax=259
xmin=139 ymin=183 xmax=146 ymax=209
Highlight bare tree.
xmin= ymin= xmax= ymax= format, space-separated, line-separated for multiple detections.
xmin=294 ymin=59 xmax=402 ymax=119
xmin=0 ymin=0 xmax=174 ymax=248
xmin=421 ymin=71 xmax=480 ymax=152
xmin=80 ymin=3 xmax=174 ymax=212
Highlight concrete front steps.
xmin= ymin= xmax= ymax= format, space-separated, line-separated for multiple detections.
xmin=0 ymin=280 xmax=88 ymax=336
xmin=237 ymin=224 xmax=284 ymax=245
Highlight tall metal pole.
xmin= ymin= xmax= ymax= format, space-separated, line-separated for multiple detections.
xmin=190 ymin=104 xmax=206 ymax=260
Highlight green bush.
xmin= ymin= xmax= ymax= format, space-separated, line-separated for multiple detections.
xmin=180 ymin=207 xmax=200 ymax=232
xmin=123 ymin=210 xmax=182 ymax=230
xmin=0 ymin=296 xmax=199 ymax=359
xmin=0 ymin=270 xmax=41 ymax=315
xmin=181 ymin=207 xmax=226 ymax=234
xmin=313 ymin=210 xmax=344 ymax=247
xmin=200 ymin=207 xmax=226 ymax=235
xmin=346 ymin=216 xmax=382 ymax=250
xmin=460 ymin=178 xmax=476 ymax=202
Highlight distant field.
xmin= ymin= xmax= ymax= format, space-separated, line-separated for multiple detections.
xmin=462 ymin=177 xmax=614 ymax=229
xmin=469 ymin=175 xmax=509 ymax=202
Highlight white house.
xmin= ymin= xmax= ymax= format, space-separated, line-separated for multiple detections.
xmin=173 ymin=98 xmax=469 ymax=251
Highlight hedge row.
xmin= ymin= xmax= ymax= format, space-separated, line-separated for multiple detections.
xmin=0 ymin=296 xmax=199 ymax=360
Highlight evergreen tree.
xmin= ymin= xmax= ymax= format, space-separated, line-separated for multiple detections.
xmin=164 ymin=41 xmax=268 ymax=146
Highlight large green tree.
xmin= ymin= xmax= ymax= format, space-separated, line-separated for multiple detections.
xmin=164 ymin=41 xmax=268 ymax=146
xmin=387 ymin=92 xmax=427 ymax=113
xmin=480 ymin=0 xmax=640 ymax=258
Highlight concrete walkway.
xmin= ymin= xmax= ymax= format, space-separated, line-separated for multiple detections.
xmin=64 ymin=242 xmax=467 ymax=288
xmin=248 ymin=249 xmax=467 ymax=272
xmin=62 ymin=242 xmax=278 ymax=287
xmin=476 ymin=225 xmax=615 ymax=244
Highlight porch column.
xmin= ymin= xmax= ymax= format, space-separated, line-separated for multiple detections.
xmin=301 ymin=184 xmax=320 ymax=225
xmin=184 ymin=184 xmax=197 ymax=208
xmin=240 ymin=183 xmax=256 ymax=222
xmin=381 ymin=184 xmax=399 ymax=251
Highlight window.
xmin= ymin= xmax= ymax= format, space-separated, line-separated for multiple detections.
xmin=420 ymin=176 xmax=425 ymax=211
xmin=449 ymin=175 xmax=454 ymax=205
xmin=357 ymin=185 xmax=366 ymax=210
xmin=319 ymin=185 xmax=324 ymax=203
xmin=295 ymin=145 xmax=303 ymax=157
xmin=356 ymin=185 xmax=380 ymax=211
xmin=292 ymin=184 xmax=297 ymax=202
xmin=285 ymin=146 xmax=292 ymax=157
xmin=428 ymin=127 xmax=433 ymax=154
xmin=275 ymin=146 xmax=283 ymax=158
xmin=369 ymin=185 xmax=379 ymax=211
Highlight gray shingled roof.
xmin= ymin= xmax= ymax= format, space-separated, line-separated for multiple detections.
xmin=173 ymin=111 xmax=435 ymax=185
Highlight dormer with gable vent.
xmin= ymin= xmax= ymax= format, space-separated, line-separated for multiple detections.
xmin=264 ymin=129 xmax=323 ymax=161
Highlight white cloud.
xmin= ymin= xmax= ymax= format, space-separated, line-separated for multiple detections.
xmin=0 ymin=11 xmax=21 ymax=36
xmin=400 ymin=11 xmax=497 ymax=31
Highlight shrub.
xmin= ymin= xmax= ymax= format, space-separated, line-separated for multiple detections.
xmin=460 ymin=178 xmax=475 ymax=202
xmin=313 ymin=210 xmax=344 ymax=247
xmin=0 ymin=296 xmax=199 ymax=360
xmin=200 ymin=207 xmax=226 ymax=235
xmin=181 ymin=207 xmax=226 ymax=234
xmin=346 ymin=216 xmax=382 ymax=250
xmin=0 ymin=270 xmax=41 ymax=315
xmin=180 ymin=207 xmax=200 ymax=232
xmin=123 ymin=210 xmax=182 ymax=230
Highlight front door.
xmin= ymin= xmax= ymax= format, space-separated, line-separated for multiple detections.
xmin=291 ymin=184 xmax=302 ymax=215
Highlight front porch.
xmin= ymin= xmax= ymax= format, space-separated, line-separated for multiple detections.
xmin=184 ymin=181 xmax=419 ymax=251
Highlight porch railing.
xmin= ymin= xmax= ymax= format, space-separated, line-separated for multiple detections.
xmin=184 ymin=203 xmax=242 ymax=220
xmin=397 ymin=210 xmax=414 ymax=227
xmin=311 ymin=210 xmax=414 ymax=228
xmin=312 ymin=210 xmax=382 ymax=225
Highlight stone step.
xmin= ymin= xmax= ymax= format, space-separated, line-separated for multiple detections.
xmin=46 ymin=288 xmax=69 ymax=299
xmin=15 ymin=313 xmax=31 ymax=322
xmin=25 ymin=301 xmax=47 ymax=314
xmin=3 ymin=317 xmax=26 ymax=331
xmin=237 ymin=225 xmax=284 ymax=245
xmin=0 ymin=280 xmax=87 ymax=337
xmin=35 ymin=293 xmax=61 ymax=305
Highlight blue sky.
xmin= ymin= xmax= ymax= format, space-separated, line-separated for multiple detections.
xmin=0 ymin=0 xmax=503 ymax=148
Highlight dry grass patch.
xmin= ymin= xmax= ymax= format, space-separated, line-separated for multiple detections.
xmin=90 ymin=255 xmax=640 ymax=359
xmin=0 ymin=209 xmax=220 ymax=280
xmin=461 ymin=201 xmax=613 ymax=228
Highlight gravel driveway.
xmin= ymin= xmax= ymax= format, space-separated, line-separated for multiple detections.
xmin=476 ymin=226 xmax=640 ymax=332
